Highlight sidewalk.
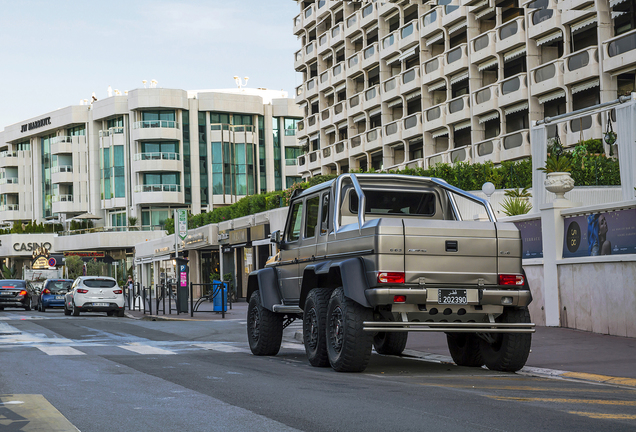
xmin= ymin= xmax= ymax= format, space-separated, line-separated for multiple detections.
xmin=126 ymin=301 xmax=636 ymax=386
xmin=125 ymin=299 xmax=249 ymax=321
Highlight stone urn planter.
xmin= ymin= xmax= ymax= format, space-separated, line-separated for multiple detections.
xmin=544 ymin=172 xmax=574 ymax=200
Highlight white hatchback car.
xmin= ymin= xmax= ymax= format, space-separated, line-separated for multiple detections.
xmin=64 ymin=276 xmax=125 ymax=317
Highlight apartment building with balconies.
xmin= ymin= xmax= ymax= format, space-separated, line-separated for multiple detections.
xmin=0 ymin=87 xmax=303 ymax=230
xmin=293 ymin=0 xmax=636 ymax=178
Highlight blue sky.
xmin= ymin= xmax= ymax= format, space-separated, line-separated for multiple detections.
xmin=0 ymin=0 xmax=301 ymax=127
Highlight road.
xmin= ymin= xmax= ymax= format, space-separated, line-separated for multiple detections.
xmin=1 ymin=308 xmax=635 ymax=431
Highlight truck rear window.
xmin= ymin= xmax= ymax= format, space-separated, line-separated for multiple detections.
xmin=350 ymin=190 xmax=436 ymax=216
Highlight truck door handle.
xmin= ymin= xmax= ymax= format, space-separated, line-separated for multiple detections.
xmin=445 ymin=241 xmax=458 ymax=252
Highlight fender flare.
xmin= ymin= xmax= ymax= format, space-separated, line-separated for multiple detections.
xmin=247 ymin=268 xmax=281 ymax=312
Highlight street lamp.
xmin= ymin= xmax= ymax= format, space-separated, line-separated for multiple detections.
xmin=482 ymin=182 xmax=495 ymax=203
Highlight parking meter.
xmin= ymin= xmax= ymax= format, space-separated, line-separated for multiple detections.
xmin=175 ymin=257 xmax=189 ymax=313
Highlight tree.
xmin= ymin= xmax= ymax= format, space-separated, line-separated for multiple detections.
xmin=65 ymin=255 xmax=84 ymax=280
xmin=86 ymin=260 xmax=101 ymax=276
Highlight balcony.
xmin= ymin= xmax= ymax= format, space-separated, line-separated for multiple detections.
xmin=495 ymin=17 xmax=526 ymax=54
xmin=330 ymin=22 xmax=344 ymax=46
xmin=333 ymin=140 xmax=349 ymax=161
xmin=402 ymin=113 xmax=423 ymax=140
xmin=530 ymin=59 xmax=564 ymax=96
xmin=304 ymin=40 xmax=317 ymax=63
xmin=444 ymin=43 xmax=469 ymax=76
xmin=498 ymin=73 xmax=529 ymax=107
xmin=442 ymin=4 xmax=466 ymax=28
xmin=566 ymin=114 xmax=602 ymax=147
xmin=0 ymin=152 xmax=18 ymax=168
xmin=603 ymin=29 xmax=636 ymax=75
xmin=320 ymin=107 xmax=332 ymax=129
xmin=294 ymin=49 xmax=304 ymax=71
xmin=424 ymin=104 xmax=447 ymax=132
xmin=360 ymin=2 xmax=378 ymax=28
xmin=380 ymin=31 xmax=398 ymax=59
xmin=132 ymin=120 xmax=180 ymax=141
xmin=293 ymin=14 xmax=303 ymax=35
xmin=297 ymin=154 xmax=308 ymax=174
xmin=52 ymin=194 xmax=82 ymax=214
xmin=307 ymin=150 xmax=322 ymax=171
xmin=473 ymin=138 xmax=502 ymax=164
xmin=421 ymin=7 xmax=443 ymax=39
xmin=564 ymin=47 xmax=599 ymax=86
xmin=348 ymin=93 xmax=364 ymax=118
xmin=322 ymin=145 xmax=335 ymax=165
xmin=51 ymin=165 xmax=74 ymax=184
xmin=0 ymin=203 xmax=19 ymax=214
xmin=0 ymin=177 xmax=20 ymax=194
xmin=317 ymin=32 xmax=330 ymax=56
xmin=295 ymin=84 xmax=304 ymax=104
xmin=558 ymin=0 xmax=594 ymax=10
xmin=349 ymin=133 xmax=365 ymax=157
xmin=472 ymin=84 xmax=499 ymax=116
xmin=303 ymin=3 xmax=316 ymax=27
xmin=133 ymin=184 xmax=183 ymax=205
xmin=346 ymin=52 xmax=362 ymax=77
xmin=332 ymin=102 xmax=347 ymax=123
xmin=345 ymin=10 xmax=361 ymax=38
xmin=422 ymin=54 xmax=445 ymax=85
xmin=426 ymin=145 xmax=472 ymax=168
xmin=446 ymin=95 xmax=471 ymax=125
xmin=384 ymin=120 xmax=403 ymax=144
xmin=51 ymin=136 xmax=74 ymax=154
xmin=306 ymin=114 xmax=319 ymax=135
xmin=364 ymin=85 xmax=380 ymax=110
xmin=398 ymin=21 xmax=419 ymax=51
xmin=132 ymin=152 xmax=182 ymax=173
xmin=527 ymin=0 xmax=561 ymax=40
xmin=364 ymin=127 xmax=382 ymax=152
xmin=470 ymin=30 xmax=497 ymax=65
xmin=305 ymin=77 xmax=318 ymax=99
xmin=500 ymin=129 xmax=531 ymax=161
xmin=361 ymin=42 xmax=379 ymax=70
xmin=382 ymin=76 xmax=401 ymax=100
xmin=319 ymin=70 xmax=331 ymax=90
xmin=400 ymin=66 xmax=421 ymax=95
xmin=561 ymin=7 xmax=596 ymax=28
xmin=331 ymin=62 xmax=345 ymax=86
xmin=316 ymin=0 xmax=330 ymax=19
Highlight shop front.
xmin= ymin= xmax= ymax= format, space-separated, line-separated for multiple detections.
xmin=0 ymin=234 xmax=60 ymax=279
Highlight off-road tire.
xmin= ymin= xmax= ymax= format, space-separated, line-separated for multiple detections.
xmin=247 ymin=291 xmax=283 ymax=356
xmin=326 ymin=287 xmax=373 ymax=372
xmin=303 ymin=288 xmax=331 ymax=367
xmin=72 ymin=302 xmax=80 ymax=317
xmin=479 ymin=307 xmax=532 ymax=372
xmin=373 ymin=332 xmax=408 ymax=356
xmin=446 ymin=333 xmax=484 ymax=367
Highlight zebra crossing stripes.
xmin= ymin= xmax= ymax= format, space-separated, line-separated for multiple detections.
xmin=36 ymin=346 xmax=85 ymax=356
xmin=118 ymin=345 xmax=176 ymax=355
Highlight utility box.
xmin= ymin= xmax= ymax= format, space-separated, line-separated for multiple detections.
xmin=175 ymin=257 xmax=189 ymax=314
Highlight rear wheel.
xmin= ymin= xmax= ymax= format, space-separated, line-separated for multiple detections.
xmin=479 ymin=307 xmax=532 ymax=372
xmin=373 ymin=332 xmax=408 ymax=356
xmin=40 ymin=304 xmax=46 ymax=313
xmin=247 ymin=291 xmax=283 ymax=356
xmin=72 ymin=302 xmax=80 ymax=316
xmin=303 ymin=288 xmax=331 ymax=367
xmin=326 ymin=287 xmax=373 ymax=372
xmin=446 ymin=333 xmax=484 ymax=367
xmin=24 ymin=299 xmax=32 ymax=311
xmin=107 ymin=311 xmax=114 ymax=317
xmin=117 ymin=309 xmax=125 ymax=317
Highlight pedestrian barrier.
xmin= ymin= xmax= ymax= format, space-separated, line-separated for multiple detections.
xmin=190 ymin=281 xmax=230 ymax=318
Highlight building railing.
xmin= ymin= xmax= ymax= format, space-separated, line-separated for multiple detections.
xmin=0 ymin=151 xmax=18 ymax=158
xmin=285 ymin=158 xmax=298 ymax=166
xmin=134 ymin=184 xmax=181 ymax=193
xmin=606 ymin=28 xmax=636 ymax=58
xmin=0 ymin=204 xmax=19 ymax=211
xmin=284 ymin=128 xmax=297 ymax=136
xmin=133 ymin=120 xmax=180 ymax=129
xmin=51 ymin=165 xmax=73 ymax=174
xmin=58 ymin=225 xmax=165 ymax=236
xmin=565 ymin=46 xmax=598 ymax=72
xmin=0 ymin=177 xmax=19 ymax=185
xmin=99 ymin=126 xmax=125 ymax=137
xmin=133 ymin=152 xmax=181 ymax=161
xmin=51 ymin=136 xmax=73 ymax=144
xmin=52 ymin=194 xmax=73 ymax=203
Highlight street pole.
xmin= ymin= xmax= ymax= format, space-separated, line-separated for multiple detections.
xmin=174 ymin=209 xmax=179 ymax=260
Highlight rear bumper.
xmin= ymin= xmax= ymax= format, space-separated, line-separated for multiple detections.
xmin=363 ymin=321 xmax=535 ymax=333
xmin=0 ymin=298 xmax=28 ymax=307
xmin=77 ymin=302 xmax=124 ymax=312
xmin=42 ymin=297 xmax=65 ymax=308
xmin=365 ymin=287 xmax=532 ymax=308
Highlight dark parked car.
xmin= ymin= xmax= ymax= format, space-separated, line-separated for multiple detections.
xmin=0 ymin=279 xmax=36 ymax=311
xmin=39 ymin=279 xmax=73 ymax=312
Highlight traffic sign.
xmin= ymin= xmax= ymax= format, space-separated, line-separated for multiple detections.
xmin=48 ymin=257 xmax=57 ymax=267
xmin=177 ymin=209 xmax=188 ymax=241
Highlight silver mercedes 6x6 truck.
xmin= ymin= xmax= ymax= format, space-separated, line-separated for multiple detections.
xmin=247 ymin=174 xmax=534 ymax=372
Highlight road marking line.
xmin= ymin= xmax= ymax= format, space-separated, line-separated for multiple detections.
xmin=488 ymin=396 xmax=636 ymax=406
xmin=568 ymin=411 xmax=636 ymax=420
xmin=561 ymin=372 xmax=636 ymax=388
xmin=193 ymin=343 xmax=250 ymax=353
xmin=280 ymin=342 xmax=305 ymax=351
xmin=417 ymin=384 xmax=629 ymax=394
xmin=118 ymin=345 xmax=176 ymax=355
xmin=36 ymin=346 xmax=85 ymax=356
xmin=0 ymin=394 xmax=78 ymax=431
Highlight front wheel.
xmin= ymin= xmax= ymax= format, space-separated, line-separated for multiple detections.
xmin=40 ymin=304 xmax=46 ymax=313
xmin=24 ymin=299 xmax=32 ymax=311
xmin=479 ymin=307 xmax=532 ymax=372
xmin=446 ymin=333 xmax=484 ymax=367
xmin=326 ymin=287 xmax=373 ymax=372
xmin=63 ymin=304 xmax=71 ymax=316
xmin=247 ymin=291 xmax=283 ymax=356
xmin=72 ymin=302 xmax=80 ymax=317
xmin=303 ymin=288 xmax=331 ymax=367
xmin=373 ymin=332 xmax=408 ymax=356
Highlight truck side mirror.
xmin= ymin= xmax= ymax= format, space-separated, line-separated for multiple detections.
xmin=271 ymin=230 xmax=281 ymax=244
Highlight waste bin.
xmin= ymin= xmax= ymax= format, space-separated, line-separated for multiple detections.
xmin=212 ymin=280 xmax=227 ymax=312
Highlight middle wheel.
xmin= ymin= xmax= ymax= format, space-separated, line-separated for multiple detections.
xmin=303 ymin=288 xmax=331 ymax=367
xmin=326 ymin=287 xmax=373 ymax=372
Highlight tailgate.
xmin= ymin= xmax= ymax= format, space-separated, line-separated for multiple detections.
xmin=403 ymin=219 xmax=498 ymax=285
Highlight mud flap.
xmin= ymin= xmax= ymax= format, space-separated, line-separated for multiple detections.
xmin=247 ymin=268 xmax=281 ymax=312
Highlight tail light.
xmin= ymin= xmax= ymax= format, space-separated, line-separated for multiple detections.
xmin=377 ymin=272 xmax=405 ymax=284
xmin=498 ymin=274 xmax=525 ymax=286
xmin=42 ymin=289 xmax=51 ymax=294
xmin=113 ymin=290 xmax=123 ymax=294
xmin=77 ymin=289 xmax=89 ymax=294
xmin=18 ymin=290 xmax=27 ymax=296
xmin=393 ymin=295 xmax=406 ymax=303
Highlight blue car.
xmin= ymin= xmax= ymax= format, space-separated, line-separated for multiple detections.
xmin=39 ymin=279 xmax=73 ymax=312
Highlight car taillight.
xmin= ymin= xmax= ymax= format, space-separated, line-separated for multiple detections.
xmin=393 ymin=295 xmax=406 ymax=303
xmin=377 ymin=272 xmax=405 ymax=284
xmin=499 ymin=274 xmax=525 ymax=286
xmin=113 ymin=290 xmax=122 ymax=294
xmin=42 ymin=289 xmax=50 ymax=294
xmin=77 ymin=289 xmax=89 ymax=294
xmin=18 ymin=290 xmax=27 ymax=296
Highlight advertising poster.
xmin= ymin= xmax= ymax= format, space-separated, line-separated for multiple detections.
xmin=563 ymin=208 xmax=636 ymax=258
xmin=514 ymin=219 xmax=543 ymax=259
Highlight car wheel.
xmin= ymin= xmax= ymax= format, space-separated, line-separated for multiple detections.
xmin=247 ymin=290 xmax=283 ymax=356
xmin=63 ymin=304 xmax=71 ymax=316
xmin=25 ymin=298 xmax=32 ymax=311
xmin=40 ymin=303 xmax=46 ymax=313
xmin=446 ymin=333 xmax=484 ymax=367
xmin=326 ymin=287 xmax=373 ymax=373
xmin=373 ymin=332 xmax=408 ymax=356
xmin=117 ymin=309 xmax=125 ymax=317
xmin=107 ymin=311 xmax=114 ymax=317
xmin=303 ymin=288 xmax=331 ymax=367
xmin=479 ymin=307 xmax=532 ymax=372
xmin=72 ymin=302 xmax=80 ymax=316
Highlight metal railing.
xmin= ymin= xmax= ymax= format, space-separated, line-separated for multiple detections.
xmin=0 ymin=204 xmax=19 ymax=211
xmin=133 ymin=120 xmax=179 ymax=129
xmin=58 ymin=225 xmax=164 ymax=236
xmin=51 ymin=165 xmax=73 ymax=174
xmin=133 ymin=152 xmax=181 ymax=161
xmin=52 ymin=194 xmax=73 ymax=203
xmin=0 ymin=177 xmax=19 ymax=185
xmin=190 ymin=281 xmax=230 ymax=318
xmin=134 ymin=184 xmax=181 ymax=193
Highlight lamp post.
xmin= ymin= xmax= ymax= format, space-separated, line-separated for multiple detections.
xmin=482 ymin=182 xmax=495 ymax=203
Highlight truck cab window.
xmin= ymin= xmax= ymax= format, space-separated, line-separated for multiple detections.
xmin=286 ymin=201 xmax=304 ymax=242
xmin=320 ymin=193 xmax=330 ymax=234
xmin=304 ymin=196 xmax=320 ymax=238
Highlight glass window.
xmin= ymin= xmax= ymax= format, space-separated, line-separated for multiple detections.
xmin=304 ymin=196 xmax=320 ymax=238
xmin=107 ymin=116 xmax=124 ymax=128
xmin=84 ymin=279 xmax=117 ymax=288
xmin=286 ymin=201 xmax=303 ymax=242
xmin=232 ymin=114 xmax=253 ymax=126
xmin=67 ymin=125 xmax=86 ymax=136
xmin=320 ymin=192 xmax=330 ymax=235
xmin=350 ymin=190 xmax=436 ymax=216
xmin=210 ymin=112 xmax=230 ymax=124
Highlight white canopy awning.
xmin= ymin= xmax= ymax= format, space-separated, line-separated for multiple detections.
xmin=610 ymin=0 xmax=628 ymax=6
xmin=387 ymin=98 xmax=403 ymax=108
xmin=398 ymin=47 xmax=418 ymax=62
xmin=450 ymin=71 xmax=469 ymax=85
xmin=426 ymin=32 xmax=444 ymax=46
xmin=431 ymin=128 xmax=449 ymax=138
xmin=475 ymin=7 xmax=494 ymax=19
xmin=322 ymin=51 xmax=333 ymax=60
xmin=368 ymin=107 xmax=381 ymax=117
xmin=298 ymin=138 xmax=308 ymax=146
xmin=324 ymin=125 xmax=336 ymax=134
xmin=352 ymin=113 xmax=366 ymax=123
xmin=503 ymin=101 xmax=529 ymax=115
xmin=405 ymin=90 xmax=422 ymax=101
xmin=479 ymin=111 xmax=500 ymax=124
xmin=538 ymin=89 xmax=566 ymax=104
xmin=504 ymin=46 xmax=526 ymax=62
xmin=478 ymin=58 xmax=498 ymax=71
xmin=454 ymin=120 xmax=472 ymax=131
xmin=334 ymin=83 xmax=346 ymax=92
xmin=537 ymin=31 xmax=563 ymax=46
xmin=571 ymin=16 xmax=598 ymax=34
xmin=428 ymin=80 xmax=446 ymax=92
xmin=571 ymin=78 xmax=600 ymax=94
xmin=449 ymin=21 xmax=467 ymax=35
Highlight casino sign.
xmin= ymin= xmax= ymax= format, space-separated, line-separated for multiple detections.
xmin=32 ymin=246 xmax=53 ymax=269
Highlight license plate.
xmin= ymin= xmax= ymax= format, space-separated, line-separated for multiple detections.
xmin=56 ymin=296 xmax=64 ymax=300
xmin=1 ymin=292 xmax=12 ymax=296
xmin=93 ymin=302 xmax=108 ymax=307
xmin=438 ymin=289 xmax=468 ymax=305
